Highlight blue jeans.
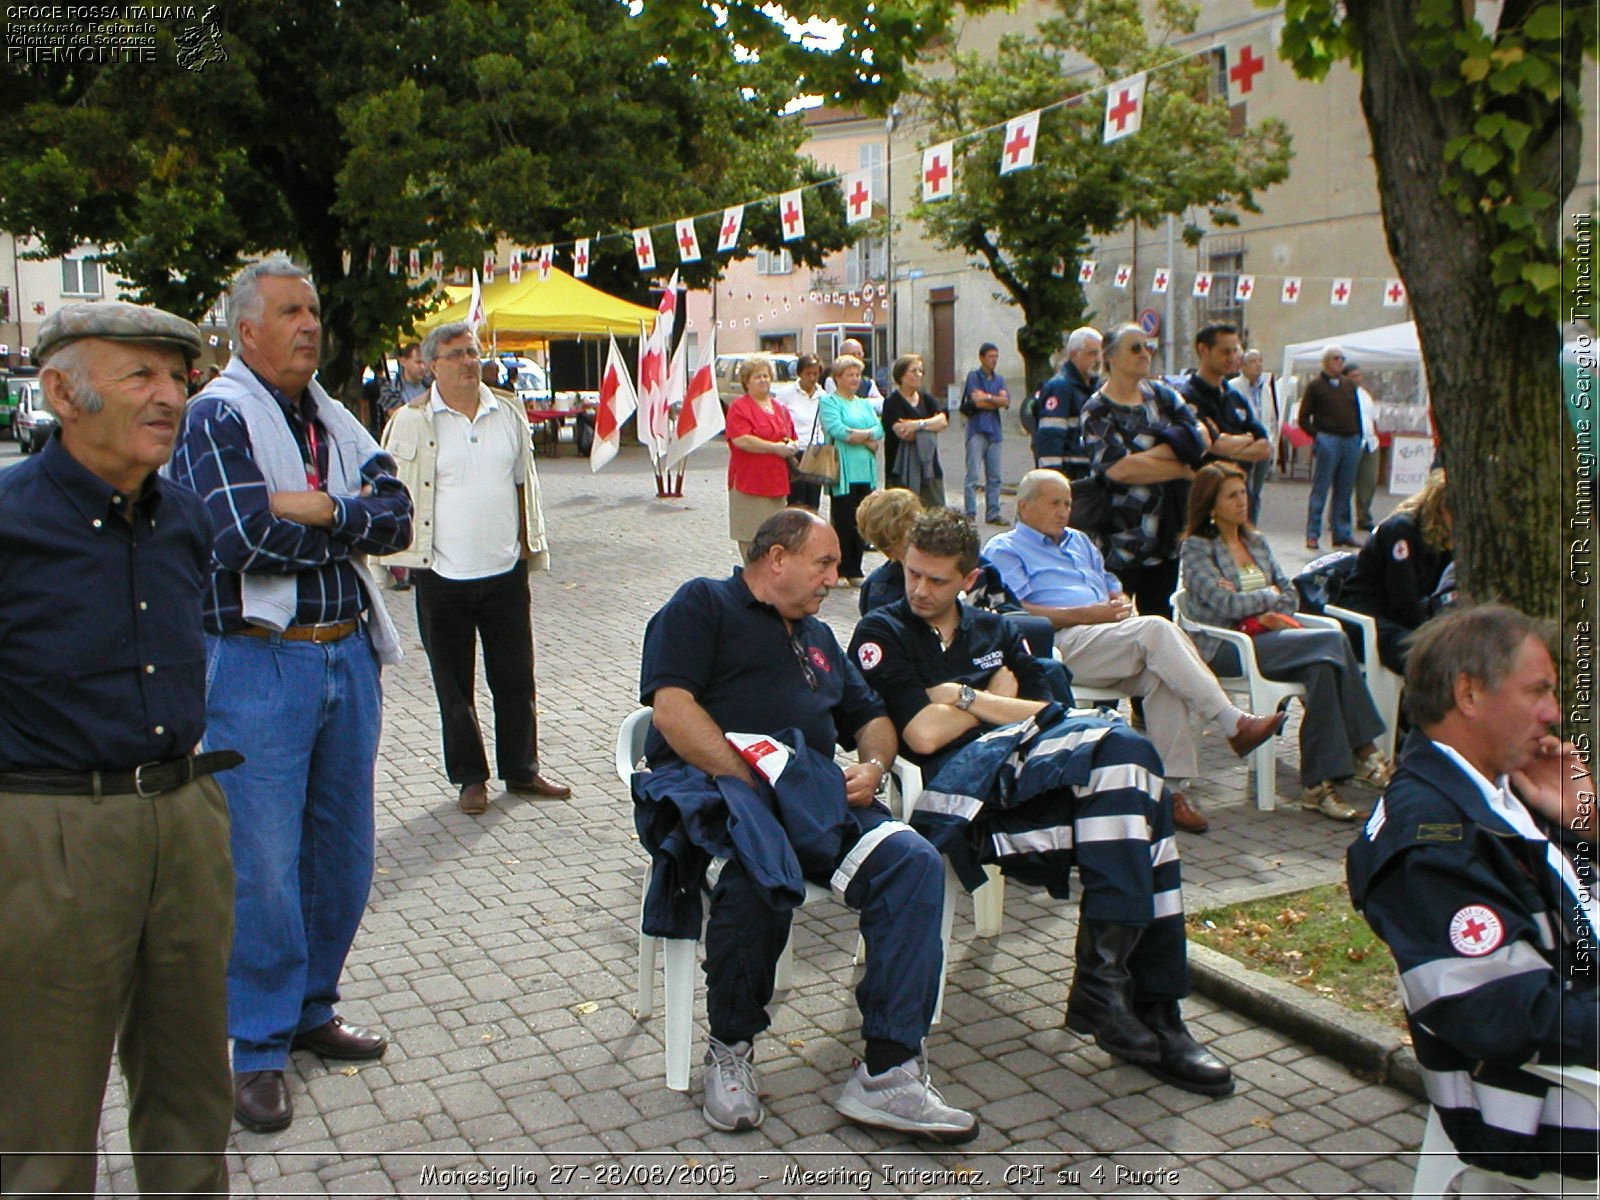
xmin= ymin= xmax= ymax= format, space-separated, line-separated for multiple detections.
xmin=1306 ymin=432 xmax=1362 ymax=544
xmin=203 ymin=627 xmax=382 ymax=1072
xmin=964 ymin=429 xmax=1003 ymax=519
xmin=1248 ymin=457 xmax=1270 ymax=524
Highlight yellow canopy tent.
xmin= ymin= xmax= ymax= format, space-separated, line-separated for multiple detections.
xmin=415 ymin=267 xmax=656 ymax=349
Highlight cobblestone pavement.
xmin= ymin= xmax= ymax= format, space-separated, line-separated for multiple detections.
xmin=93 ymin=429 xmax=1428 ymax=1197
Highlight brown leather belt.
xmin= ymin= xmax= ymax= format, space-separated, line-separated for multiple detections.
xmin=236 ymin=619 xmax=361 ymax=644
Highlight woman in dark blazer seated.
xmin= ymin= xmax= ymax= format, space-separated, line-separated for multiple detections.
xmin=1338 ymin=468 xmax=1453 ymax=673
xmin=1179 ymin=464 xmax=1392 ymax=822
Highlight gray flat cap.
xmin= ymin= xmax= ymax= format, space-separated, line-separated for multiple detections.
xmin=36 ymin=300 xmax=204 ymax=364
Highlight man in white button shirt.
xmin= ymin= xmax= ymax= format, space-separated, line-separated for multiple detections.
xmin=381 ymin=321 xmax=569 ymax=813
xmin=1347 ymin=605 xmax=1596 ymax=1182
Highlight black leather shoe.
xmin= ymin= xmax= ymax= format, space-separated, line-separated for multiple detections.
xmin=506 ymin=773 xmax=571 ymax=799
xmin=1134 ymin=1001 xmax=1235 ymax=1096
xmin=291 ymin=1016 xmax=388 ymax=1061
xmin=1065 ymin=921 xmax=1161 ymax=1064
xmin=234 ymin=1069 xmax=292 ymax=1133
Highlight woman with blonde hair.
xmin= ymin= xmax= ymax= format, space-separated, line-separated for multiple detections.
xmin=724 ymin=354 xmax=799 ymax=559
xmin=1339 ymin=469 xmax=1453 ymax=672
xmin=1180 ymin=464 xmax=1391 ymax=821
xmin=854 ymin=488 xmax=923 ymax=615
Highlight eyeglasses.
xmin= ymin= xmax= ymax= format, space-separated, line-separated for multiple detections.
xmin=788 ymin=633 xmax=819 ymax=690
xmin=434 ymin=347 xmax=480 ymax=364
xmin=1124 ymin=341 xmax=1155 ymax=355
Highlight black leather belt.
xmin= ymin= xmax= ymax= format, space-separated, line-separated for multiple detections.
xmin=0 ymin=750 xmax=245 ymax=797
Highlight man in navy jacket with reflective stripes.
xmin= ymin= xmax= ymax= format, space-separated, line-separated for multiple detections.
xmin=1347 ymin=605 xmax=1596 ymax=1181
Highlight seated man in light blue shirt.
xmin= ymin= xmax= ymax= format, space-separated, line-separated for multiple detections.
xmin=984 ymin=470 xmax=1285 ymax=832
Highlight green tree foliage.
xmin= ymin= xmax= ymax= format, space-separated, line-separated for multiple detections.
xmin=912 ymin=0 xmax=1291 ymax=389
xmin=0 ymin=0 xmax=993 ymax=393
xmin=1275 ymin=0 xmax=1595 ymax=718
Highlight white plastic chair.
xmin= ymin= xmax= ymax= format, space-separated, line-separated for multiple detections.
xmin=1410 ymin=1063 xmax=1599 ymax=1198
xmin=619 ymin=707 xmax=947 ymax=1090
xmin=1324 ymin=602 xmax=1404 ymax=758
xmin=1171 ymin=587 xmax=1343 ymax=812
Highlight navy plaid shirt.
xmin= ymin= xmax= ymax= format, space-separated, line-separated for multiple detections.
xmin=170 ymin=372 xmax=413 ymax=634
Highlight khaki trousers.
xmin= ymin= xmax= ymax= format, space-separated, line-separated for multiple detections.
xmin=0 ymin=777 xmax=234 ymax=1196
xmin=1055 ymin=616 xmax=1232 ymax=779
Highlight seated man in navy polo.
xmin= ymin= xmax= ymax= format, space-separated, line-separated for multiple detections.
xmin=849 ymin=507 xmax=1233 ymax=1097
xmin=636 ymin=508 xmax=977 ymax=1142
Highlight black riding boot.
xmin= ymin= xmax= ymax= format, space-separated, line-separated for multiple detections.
xmin=1134 ymin=1000 xmax=1235 ymax=1096
xmin=1065 ymin=921 xmax=1160 ymax=1064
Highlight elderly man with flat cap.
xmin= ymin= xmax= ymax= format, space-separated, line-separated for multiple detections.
xmin=0 ymin=301 xmax=239 ymax=1194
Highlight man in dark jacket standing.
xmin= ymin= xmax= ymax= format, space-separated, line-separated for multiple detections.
xmin=1347 ymin=605 xmax=1596 ymax=1182
xmin=1298 ymin=343 xmax=1363 ymax=549
xmin=1032 ymin=326 xmax=1101 ymax=479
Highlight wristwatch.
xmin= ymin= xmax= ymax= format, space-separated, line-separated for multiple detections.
xmin=956 ymin=684 xmax=977 ymax=712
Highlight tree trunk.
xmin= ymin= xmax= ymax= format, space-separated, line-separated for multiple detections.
xmin=1350 ymin=1 xmax=1590 ymax=734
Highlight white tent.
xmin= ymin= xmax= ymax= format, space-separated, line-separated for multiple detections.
xmin=1280 ymin=321 xmax=1422 ymax=379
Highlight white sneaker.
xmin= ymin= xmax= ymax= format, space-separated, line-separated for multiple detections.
xmin=702 ymin=1038 xmax=763 ymax=1132
xmin=835 ymin=1055 xmax=979 ymax=1143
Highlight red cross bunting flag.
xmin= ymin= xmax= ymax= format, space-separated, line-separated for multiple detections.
xmin=1281 ymin=276 xmax=1301 ymax=303
xmin=922 ymin=141 xmax=954 ymax=201
xmin=1383 ymin=278 xmax=1407 ymax=308
xmin=675 ymin=219 xmax=701 ymax=263
xmin=1113 ymin=264 xmax=1132 ymax=289
xmin=843 ymin=170 xmax=873 ymax=224
xmin=1000 ymin=110 xmax=1040 ymax=174
xmin=633 ymin=228 xmax=656 ymax=272
xmin=508 ymin=251 xmax=522 ymax=283
xmin=1226 ymin=39 xmax=1268 ymax=105
xmin=538 ymin=245 xmax=553 ymax=280
xmin=388 ymin=247 xmax=400 ymax=275
xmin=573 ymin=238 xmax=591 ymax=278
xmin=407 ymin=248 xmax=421 ymax=277
xmin=717 ymin=204 xmax=744 ymax=253
xmin=1078 ymin=261 xmax=1097 ymax=284
xmin=1151 ymin=267 xmax=1171 ymax=294
xmin=590 ymin=332 xmax=639 ymax=473
xmin=1234 ymin=275 xmax=1256 ymax=302
xmin=1330 ymin=277 xmax=1352 ymax=306
xmin=482 ymin=249 xmax=495 ymax=279
xmin=1103 ymin=72 xmax=1147 ymax=143
xmin=779 ymin=190 xmax=805 ymax=242
xmin=1192 ymin=271 xmax=1213 ymax=298
xmin=431 ymin=250 xmax=444 ymax=280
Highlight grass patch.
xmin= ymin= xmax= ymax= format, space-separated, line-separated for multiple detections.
xmin=1187 ymin=883 xmax=1409 ymax=1035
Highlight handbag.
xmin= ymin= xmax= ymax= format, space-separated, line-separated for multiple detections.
xmin=1067 ymin=474 xmax=1113 ymax=534
xmin=1236 ymin=614 xmax=1304 ymax=636
xmin=791 ymin=411 xmax=839 ymax=485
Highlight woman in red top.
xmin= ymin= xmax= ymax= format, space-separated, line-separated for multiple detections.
xmin=726 ymin=354 xmax=800 ymax=558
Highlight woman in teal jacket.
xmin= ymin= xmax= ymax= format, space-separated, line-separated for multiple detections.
xmin=819 ymin=354 xmax=883 ymax=586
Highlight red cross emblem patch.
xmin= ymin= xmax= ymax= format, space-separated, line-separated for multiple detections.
xmin=857 ymin=641 xmax=883 ymax=671
xmin=1448 ymin=905 xmax=1504 ymax=956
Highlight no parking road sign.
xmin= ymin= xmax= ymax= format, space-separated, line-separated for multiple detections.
xmin=1137 ymin=308 xmax=1161 ymax=336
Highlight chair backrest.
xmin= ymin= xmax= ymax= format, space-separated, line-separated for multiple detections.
xmin=615 ymin=706 xmax=653 ymax=786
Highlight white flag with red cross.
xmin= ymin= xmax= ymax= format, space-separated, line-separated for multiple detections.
xmin=407 ymin=248 xmax=420 ymax=277
xmin=637 ymin=272 xmax=679 ymax=462
xmin=1151 ymin=267 xmax=1171 ymax=294
xmin=1226 ymin=39 xmax=1269 ymax=105
xmin=1330 ymin=278 xmax=1353 ymax=306
xmin=1383 ymin=278 xmax=1407 ymax=308
xmin=430 ymin=250 xmax=444 ymax=280
xmin=1234 ymin=275 xmax=1256 ymax=303
xmin=717 ymin=205 xmax=744 ymax=253
xmin=779 ymin=191 xmax=806 ymax=242
xmin=1281 ymin=276 xmax=1302 ymax=303
xmin=1113 ymin=264 xmax=1132 ymax=289
xmin=633 ymin=228 xmax=656 ymax=272
xmin=573 ymin=238 xmax=591 ymax=278
xmin=1000 ymin=110 xmax=1040 ymax=174
xmin=1078 ymin=261 xmax=1097 ymax=284
xmin=388 ymin=247 xmax=400 ymax=275
xmin=590 ymin=333 xmax=639 ymax=473
xmin=538 ymin=245 xmax=553 ymax=280
xmin=663 ymin=328 xmax=723 ymax=471
xmin=675 ymin=219 xmax=701 ymax=263
xmin=843 ymin=171 xmax=873 ymax=224
xmin=509 ymin=251 xmax=522 ymax=284
xmin=1192 ymin=272 xmax=1213 ymax=299
xmin=467 ymin=270 xmax=485 ymax=333
xmin=922 ymin=142 xmax=954 ymax=201
xmin=1103 ymin=73 xmax=1147 ymax=143
xmin=482 ymin=249 xmax=495 ymax=280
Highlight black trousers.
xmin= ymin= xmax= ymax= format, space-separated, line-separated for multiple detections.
xmin=830 ymin=483 xmax=874 ymax=578
xmin=1110 ymin=556 xmax=1180 ymax=622
xmin=414 ymin=564 xmax=540 ymax=786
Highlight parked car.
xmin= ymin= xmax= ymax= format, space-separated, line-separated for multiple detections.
xmin=12 ymin=379 xmax=55 ymax=453
xmin=714 ymin=352 xmax=799 ymax=408
xmin=0 ymin=367 xmax=37 ymax=438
